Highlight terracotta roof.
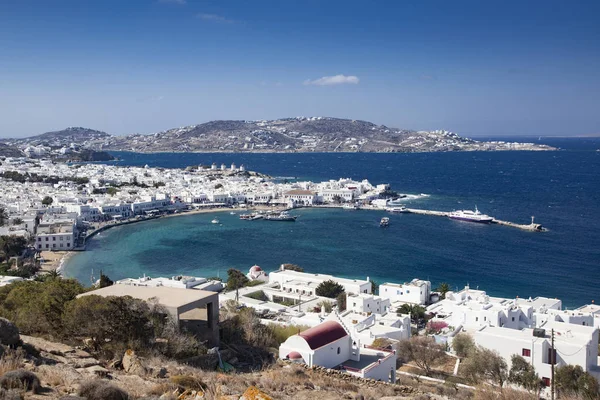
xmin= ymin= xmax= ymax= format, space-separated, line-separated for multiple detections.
xmin=299 ymin=321 xmax=348 ymax=350
xmin=288 ymin=351 xmax=303 ymax=360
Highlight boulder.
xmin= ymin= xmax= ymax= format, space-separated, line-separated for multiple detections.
xmin=240 ymin=386 xmax=272 ymax=400
xmin=122 ymin=349 xmax=148 ymax=376
xmin=0 ymin=318 xmax=20 ymax=346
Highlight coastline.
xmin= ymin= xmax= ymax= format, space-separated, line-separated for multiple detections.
xmin=39 ymin=251 xmax=74 ymax=274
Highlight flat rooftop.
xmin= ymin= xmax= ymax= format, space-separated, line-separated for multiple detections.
xmin=78 ymin=284 xmax=216 ymax=309
xmin=271 ymin=269 xmax=369 ymax=285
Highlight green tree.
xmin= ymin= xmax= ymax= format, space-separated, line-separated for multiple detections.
xmin=0 ymin=207 xmax=8 ymax=227
xmin=460 ymin=347 xmax=508 ymax=388
xmin=226 ymin=268 xmax=249 ymax=290
xmin=0 ymin=279 xmax=85 ymax=336
xmin=98 ymin=271 xmax=113 ymax=288
xmin=11 ymin=218 xmax=23 ymax=226
xmin=397 ymin=336 xmax=446 ymax=376
xmin=370 ymin=279 xmax=378 ymax=295
xmin=436 ymin=282 xmax=450 ymax=299
xmin=41 ymin=196 xmax=53 ymax=205
xmin=396 ymin=303 xmax=426 ymax=324
xmin=555 ymin=364 xmax=600 ymax=399
xmin=106 ymin=187 xmax=118 ymax=196
xmin=0 ymin=236 xmax=28 ymax=262
xmin=508 ymin=354 xmax=542 ymax=392
xmin=336 ymin=292 xmax=347 ymax=311
xmin=281 ymin=263 xmax=304 ymax=272
xmin=452 ymin=333 xmax=475 ymax=359
xmin=315 ymin=280 xmax=345 ymax=299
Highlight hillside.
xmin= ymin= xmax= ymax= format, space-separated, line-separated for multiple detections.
xmin=99 ymin=117 xmax=555 ymax=153
xmin=0 ymin=143 xmax=23 ymax=157
xmin=1 ymin=118 xmax=556 ymax=153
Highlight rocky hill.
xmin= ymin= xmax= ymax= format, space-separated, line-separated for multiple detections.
xmin=1 ymin=118 xmax=557 ymax=153
xmin=0 ymin=143 xmax=23 ymax=157
xmin=2 ymin=127 xmax=110 ymax=148
xmin=98 ymin=117 xmax=555 ymax=153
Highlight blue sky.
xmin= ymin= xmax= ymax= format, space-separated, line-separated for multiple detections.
xmin=0 ymin=0 xmax=598 ymax=137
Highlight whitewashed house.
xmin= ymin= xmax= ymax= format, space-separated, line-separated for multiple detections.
xmin=269 ymin=267 xmax=372 ymax=297
xmin=347 ymin=293 xmax=391 ymax=315
xmin=380 ymin=279 xmax=431 ymax=305
xmin=475 ymin=320 xmax=600 ymax=386
xmin=283 ymin=190 xmax=316 ymax=206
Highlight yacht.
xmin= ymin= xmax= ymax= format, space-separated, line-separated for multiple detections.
xmin=380 ymin=217 xmax=390 ymax=227
xmin=264 ymin=211 xmax=298 ymax=222
xmin=387 ymin=206 xmax=408 ymax=213
xmin=448 ymin=206 xmax=494 ymax=224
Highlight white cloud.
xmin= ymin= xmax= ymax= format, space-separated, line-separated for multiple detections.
xmin=197 ymin=13 xmax=234 ymax=23
xmin=303 ymin=74 xmax=360 ymax=86
xmin=158 ymin=0 xmax=186 ymax=4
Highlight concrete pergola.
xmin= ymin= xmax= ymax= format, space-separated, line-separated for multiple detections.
xmin=78 ymin=285 xmax=219 ymax=346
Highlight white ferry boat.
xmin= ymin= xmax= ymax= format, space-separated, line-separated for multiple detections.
xmin=448 ymin=206 xmax=494 ymax=224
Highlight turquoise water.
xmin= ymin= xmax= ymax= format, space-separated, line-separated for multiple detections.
xmin=64 ymin=146 xmax=600 ymax=307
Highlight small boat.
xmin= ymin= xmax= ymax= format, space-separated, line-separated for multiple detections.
xmin=448 ymin=206 xmax=494 ymax=224
xmin=230 ymin=211 xmax=236 ymax=215
xmin=264 ymin=211 xmax=298 ymax=222
xmin=380 ymin=217 xmax=390 ymax=227
xmin=211 ymin=218 xmax=220 ymax=224
xmin=387 ymin=206 xmax=408 ymax=213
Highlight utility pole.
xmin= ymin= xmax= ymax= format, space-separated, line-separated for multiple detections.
xmin=551 ymin=328 xmax=555 ymax=400
xmin=298 ymin=293 xmax=302 ymax=313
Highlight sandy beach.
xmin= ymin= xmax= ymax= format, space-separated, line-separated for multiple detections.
xmin=39 ymin=251 xmax=74 ymax=272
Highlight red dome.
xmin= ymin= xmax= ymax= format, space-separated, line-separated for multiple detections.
xmin=288 ymin=351 xmax=303 ymax=360
xmin=250 ymin=265 xmax=262 ymax=272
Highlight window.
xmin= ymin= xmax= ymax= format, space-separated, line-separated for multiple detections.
xmin=53 ymin=236 xmax=56 ymax=241
xmin=512 ymin=317 xmax=515 ymax=322
xmin=45 ymin=237 xmax=49 ymax=241
xmin=484 ymin=317 xmax=487 ymax=321
xmin=522 ymin=348 xmax=531 ymax=357
xmin=67 ymin=243 xmax=70 ymax=247
xmin=337 ymin=347 xmax=340 ymax=354
xmin=37 ymin=237 xmax=41 ymax=242
xmin=475 ymin=317 xmax=478 ymax=322
xmin=542 ymin=377 xmax=550 ymax=387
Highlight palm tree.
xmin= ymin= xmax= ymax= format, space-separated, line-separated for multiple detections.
xmin=397 ymin=303 xmax=426 ymax=324
xmin=44 ymin=269 xmax=61 ymax=281
xmin=436 ymin=282 xmax=451 ymax=299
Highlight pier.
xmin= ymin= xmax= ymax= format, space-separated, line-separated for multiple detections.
xmin=405 ymin=208 xmax=546 ymax=232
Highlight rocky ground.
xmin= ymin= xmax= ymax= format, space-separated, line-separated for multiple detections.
xmin=0 ymin=318 xmax=465 ymax=400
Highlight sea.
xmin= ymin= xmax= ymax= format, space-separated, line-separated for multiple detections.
xmin=63 ymin=137 xmax=600 ymax=308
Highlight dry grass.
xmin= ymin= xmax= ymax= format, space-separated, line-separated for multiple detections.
xmin=0 ymin=350 xmax=23 ymax=376
xmin=474 ymin=386 xmax=536 ymax=400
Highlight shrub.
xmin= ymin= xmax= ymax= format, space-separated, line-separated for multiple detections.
xmin=0 ymin=369 xmax=40 ymax=393
xmin=452 ymin=333 xmax=475 ymax=359
xmin=78 ymin=380 xmax=129 ymax=400
xmin=396 ymin=336 xmax=445 ymax=376
xmin=426 ymin=321 xmax=448 ymax=334
xmin=245 ymin=290 xmax=268 ymax=302
xmin=170 ymin=375 xmax=206 ymax=391
xmin=315 ymin=280 xmax=345 ymax=299
xmin=0 ymin=349 xmax=23 ymax=377
xmin=226 ymin=269 xmax=249 ymax=290
xmin=0 ymin=388 xmax=22 ymax=400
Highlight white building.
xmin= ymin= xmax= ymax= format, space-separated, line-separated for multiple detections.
xmin=0 ymin=276 xmax=24 ymax=287
xmin=347 ymin=293 xmax=391 ymax=315
xmin=115 ymin=275 xmax=224 ymax=292
xmin=269 ymin=268 xmax=372 ymax=297
xmin=36 ymin=220 xmax=77 ymax=250
xmin=475 ymin=320 xmax=600 ymax=385
xmin=380 ymin=279 xmax=431 ymax=305
xmin=284 ymin=190 xmax=317 ymax=206
xmin=279 ymin=320 xmax=397 ymax=382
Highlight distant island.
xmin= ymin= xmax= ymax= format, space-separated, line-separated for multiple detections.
xmin=0 ymin=117 xmax=556 ymax=154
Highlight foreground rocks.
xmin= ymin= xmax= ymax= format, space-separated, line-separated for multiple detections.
xmin=0 ymin=318 xmax=20 ymax=346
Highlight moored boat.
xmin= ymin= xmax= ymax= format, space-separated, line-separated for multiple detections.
xmin=264 ymin=211 xmax=298 ymax=222
xmin=448 ymin=206 xmax=494 ymax=223
xmin=380 ymin=217 xmax=390 ymax=227
xmin=211 ymin=218 xmax=220 ymax=224
xmin=387 ymin=206 xmax=408 ymax=213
